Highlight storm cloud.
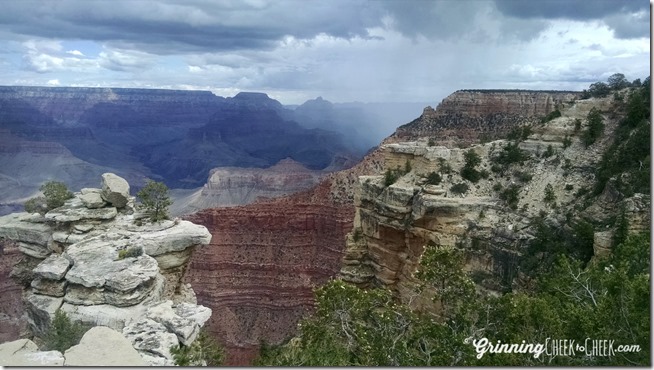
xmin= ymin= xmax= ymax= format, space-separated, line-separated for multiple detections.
xmin=0 ymin=0 xmax=648 ymax=104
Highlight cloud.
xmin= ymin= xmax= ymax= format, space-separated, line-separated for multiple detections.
xmin=66 ymin=50 xmax=84 ymax=56
xmin=493 ymin=0 xmax=649 ymax=39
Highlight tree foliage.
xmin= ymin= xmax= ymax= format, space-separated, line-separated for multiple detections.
xmin=461 ymin=149 xmax=482 ymax=183
xmin=137 ymin=180 xmax=172 ymax=222
xmin=24 ymin=181 xmax=73 ymax=214
xmin=171 ymin=329 xmax=224 ymax=366
xmin=582 ymin=107 xmax=605 ymax=147
xmin=44 ymin=309 xmax=89 ymax=353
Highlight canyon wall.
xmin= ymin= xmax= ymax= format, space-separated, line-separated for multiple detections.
xmin=392 ymin=90 xmax=580 ymax=146
xmin=341 ymin=92 xmax=649 ymax=308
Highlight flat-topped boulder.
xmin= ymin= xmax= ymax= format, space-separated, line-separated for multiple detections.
xmin=101 ymin=173 xmax=130 ymax=208
xmin=64 ymin=326 xmax=147 ymax=366
xmin=134 ymin=220 xmax=212 ymax=257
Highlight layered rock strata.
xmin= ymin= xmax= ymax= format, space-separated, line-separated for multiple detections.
xmin=341 ymin=93 xmax=649 ymax=307
xmin=184 ymin=187 xmax=355 ymax=365
xmin=0 ymin=173 xmax=213 ymax=366
xmin=392 ymin=90 xmax=580 ymax=146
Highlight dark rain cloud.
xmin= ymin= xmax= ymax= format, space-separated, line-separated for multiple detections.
xmin=494 ymin=0 xmax=649 ymax=39
xmin=0 ymin=0 xmax=386 ymax=54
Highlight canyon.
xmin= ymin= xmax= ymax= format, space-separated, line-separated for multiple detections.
xmin=0 ymin=87 xmax=649 ymax=366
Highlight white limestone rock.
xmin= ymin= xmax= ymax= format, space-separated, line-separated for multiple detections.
xmin=0 ymin=339 xmax=64 ymax=366
xmin=122 ymin=318 xmax=179 ymax=362
xmin=64 ymin=326 xmax=147 ymax=366
xmin=0 ymin=212 xmax=53 ymax=246
xmin=45 ymin=197 xmax=117 ymax=222
xmin=136 ymin=220 xmax=212 ymax=257
xmin=174 ymin=302 xmax=212 ymax=327
xmin=33 ymin=254 xmax=71 ymax=280
xmin=101 ymin=173 xmax=131 ymax=208
xmin=145 ymin=301 xmax=199 ymax=346
xmin=31 ymin=277 xmax=67 ymax=297
xmin=79 ymin=188 xmax=107 ymax=209
xmin=24 ymin=291 xmax=63 ymax=336
xmin=18 ymin=241 xmax=51 ymax=259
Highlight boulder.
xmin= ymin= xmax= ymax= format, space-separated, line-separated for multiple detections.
xmin=33 ymin=254 xmax=71 ymax=281
xmin=79 ymin=188 xmax=107 ymax=209
xmin=122 ymin=318 xmax=179 ymax=362
xmin=101 ymin=173 xmax=130 ymax=208
xmin=0 ymin=339 xmax=64 ymax=366
xmin=145 ymin=301 xmax=199 ymax=346
xmin=64 ymin=326 xmax=147 ymax=366
xmin=31 ymin=277 xmax=67 ymax=297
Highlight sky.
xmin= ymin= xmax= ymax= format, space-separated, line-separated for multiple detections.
xmin=0 ymin=0 xmax=649 ymax=105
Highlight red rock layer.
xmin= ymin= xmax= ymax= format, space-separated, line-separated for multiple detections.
xmin=184 ymin=201 xmax=354 ymax=365
xmin=0 ymin=239 xmax=25 ymax=342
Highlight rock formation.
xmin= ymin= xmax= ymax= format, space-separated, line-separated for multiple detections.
xmin=392 ymin=90 xmax=580 ymax=146
xmin=340 ymin=91 xmax=650 ymax=307
xmin=0 ymin=173 xmax=213 ymax=366
xmin=170 ymin=157 xmax=327 ymax=216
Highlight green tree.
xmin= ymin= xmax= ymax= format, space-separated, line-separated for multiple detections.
xmin=543 ymin=183 xmax=556 ymax=205
xmin=461 ymin=149 xmax=482 ymax=183
xmin=582 ymin=107 xmax=604 ymax=146
xmin=44 ymin=309 xmax=89 ymax=353
xmin=171 ymin=329 xmax=224 ymax=366
xmin=24 ymin=196 xmax=48 ymax=215
xmin=137 ymin=180 xmax=172 ymax=222
xmin=588 ymin=81 xmax=610 ymax=97
xmin=607 ymin=73 xmax=629 ymax=90
xmin=426 ymin=171 xmax=441 ymax=185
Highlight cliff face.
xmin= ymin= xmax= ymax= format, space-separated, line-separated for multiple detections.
xmin=341 ymin=91 xmax=649 ymax=307
xmin=0 ymin=239 xmax=24 ymax=343
xmin=184 ymin=183 xmax=355 ymax=365
xmin=170 ymin=158 xmax=326 ymax=216
xmin=0 ymin=173 xmax=214 ymax=366
xmin=0 ymin=86 xmax=361 ymax=214
xmin=392 ymin=90 xmax=580 ymax=146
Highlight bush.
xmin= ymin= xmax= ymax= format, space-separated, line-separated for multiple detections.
xmin=499 ymin=184 xmax=520 ymax=209
xmin=137 ymin=180 xmax=172 ymax=222
xmin=492 ymin=142 xmax=530 ymax=166
xmin=562 ymin=135 xmax=572 ymax=149
xmin=437 ymin=158 xmax=452 ymax=174
xmin=450 ymin=183 xmax=469 ymax=195
xmin=44 ymin=309 xmax=89 ymax=353
xmin=461 ymin=149 xmax=482 ymax=183
xmin=425 ymin=172 xmax=441 ymax=185
xmin=544 ymin=184 xmax=556 ymax=205
xmin=428 ymin=138 xmax=436 ymax=147
xmin=582 ymin=107 xmax=604 ymax=146
xmin=513 ymin=171 xmax=532 ymax=183
xmin=24 ymin=196 xmax=48 ymax=215
xmin=542 ymin=144 xmax=555 ymax=158
xmin=541 ymin=109 xmax=561 ymax=123
xmin=171 ymin=329 xmax=224 ymax=366
xmin=384 ymin=169 xmax=400 ymax=187
xmin=118 ymin=246 xmax=144 ymax=259
xmin=588 ymin=81 xmax=610 ymax=97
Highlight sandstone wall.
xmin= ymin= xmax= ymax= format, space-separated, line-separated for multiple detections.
xmin=185 ymin=201 xmax=353 ymax=365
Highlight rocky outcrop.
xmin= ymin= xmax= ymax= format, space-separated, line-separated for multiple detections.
xmin=170 ymin=157 xmax=326 ymax=216
xmin=392 ymin=90 xmax=580 ymax=146
xmin=0 ymin=239 xmax=26 ymax=343
xmin=0 ymin=173 xmax=213 ymax=366
xmin=341 ymin=92 xmax=650 ymax=307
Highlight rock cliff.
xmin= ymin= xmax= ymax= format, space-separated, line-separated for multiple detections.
xmin=0 ymin=173 xmax=213 ymax=366
xmin=170 ymin=158 xmax=326 ymax=216
xmin=340 ymin=91 xmax=649 ymax=308
xmin=392 ymin=90 xmax=580 ymax=146
xmin=183 ymin=182 xmax=355 ymax=365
